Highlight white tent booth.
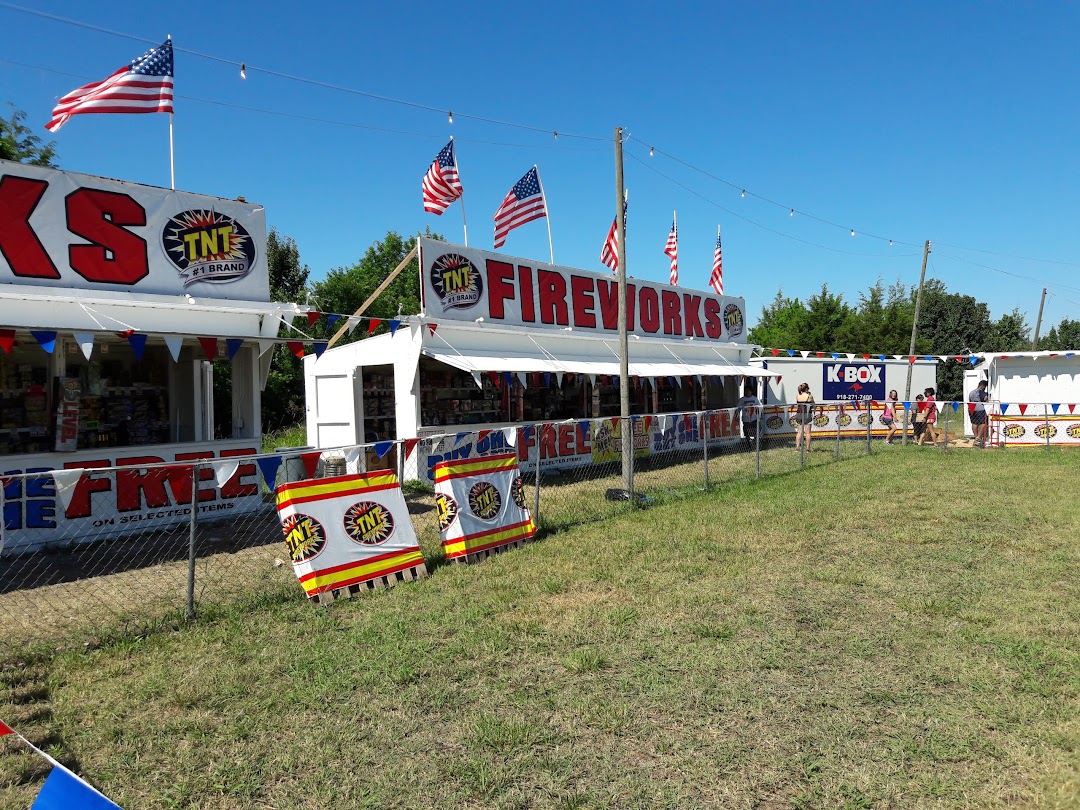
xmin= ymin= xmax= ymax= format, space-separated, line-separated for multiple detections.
xmin=0 ymin=160 xmax=302 ymax=552
xmin=305 ymin=238 xmax=773 ymax=481
xmin=963 ymin=351 xmax=1080 ymax=445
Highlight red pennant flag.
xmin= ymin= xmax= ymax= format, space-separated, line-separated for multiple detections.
xmin=777 ymin=376 xmax=782 ymax=383
xmin=1069 ymin=404 xmax=1076 ymax=414
xmin=300 ymin=451 xmax=321 ymax=479
xmin=955 ymin=355 xmax=964 ymax=362
xmin=428 ymin=324 xmax=438 ymax=336
xmin=478 ymin=429 xmax=491 ymax=442
xmin=869 ymin=400 xmax=877 ymax=409
xmin=487 ymin=371 xmax=500 ymax=387
xmin=404 ymin=438 xmax=419 ymax=459
xmin=862 ymin=353 xmax=870 ymax=360
xmin=367 ymin=319 xmax=381 ymax=335
xmin=197 ymin=337 xmax=218 ymax=362
xmin=306 ymin=311 xmax=321 ymax=327
xmin=115 ymin=329 xmax=134 ymax=339
xmin=0 ymin=718 xmax=13 ymax=736
xmin=287 ymin=341 xmax=305 ymax=359
xmin=967 ymin=403 xmax=976 ymax=415
xmin=770 ymin=348 xmax=781 ymax=357
xmin=611 ymin=416 xmax=619 ymax=430
xmin=908 ymin=356 xmax=916 ymax=364
xmin=1018 ymin=403 xmax=1028 ymax=415
xmin=0 ymin=329 xmax=14 ymax=354
xmin=815 ymin=351 xmax=824 ymax=358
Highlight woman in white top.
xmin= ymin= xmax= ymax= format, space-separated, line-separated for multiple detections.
xmin=883 ymin=389 xmax=900 ymax=444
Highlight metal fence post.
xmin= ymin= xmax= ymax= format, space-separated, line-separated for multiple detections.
xmin=0 ymin=475 xmax=6 ymax=558
xmin=1044 ymin=405 xmax=1052 ymax=452
xmin=835 ymin=404 xmax=842 ymax=459
xmin=755 ymin=409 xmax=762 ymax=479
xmin=866 ymin=401 xmax=873 ymax=455
xmin=533 ymin=424 xmax=542 ymax=526
xmin=942 ymin=403 xmax=949 ymax=451
xmin=702 ymin=411 xmax=710 ymax=491
xmin=186 ymin=462 xmax=199 ymax=624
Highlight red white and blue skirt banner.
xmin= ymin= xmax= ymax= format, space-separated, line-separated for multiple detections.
xmin=275 ymin=471 xmax=423 ymax=600
xmin=434 ymin=453 xmax=535 ymax=560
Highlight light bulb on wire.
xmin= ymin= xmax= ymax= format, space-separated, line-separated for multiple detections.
xmin=850 ymin=229 xmax=856 ymax=237
xmin=447 ymin=111 xmax=453 ymax=125
xmin=649 ymin=146 xmax=654 ymax=157
xmin=740 ymin=189 xmax=746 ymax=198
xmin=239 ymin=62 xmax=246 ymax=79
xmin=789 ymin=208 xmax=794 ymax=216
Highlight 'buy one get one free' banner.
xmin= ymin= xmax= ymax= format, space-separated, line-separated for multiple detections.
xmin=434 ymin=453 xmax=535 ymax=560
xmin=275 ymin=471 xmax=424 ymax=600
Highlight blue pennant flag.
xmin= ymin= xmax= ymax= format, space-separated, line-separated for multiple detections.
xmin=970 ymin=356 xmax=978 ymax=365
xmin=374 ymin=440 xmax=394 ymax=459
xmin=786 ymin=349 xmax=795 ymax=356
xmin=1066 ymin=352 xmax=1075 ymax=358
xmin=389 ymin=319 xmax=400 ymax=336
xmin=127 ymin=333 xmax=147 ymax=361
xmin=612 ymin=375 xmax=619 ymax=387
xmin=256 ymin=456 xmax=282 ymax=490
xmin=951 ymin=401 xmax=959 ymax=412
xmin=326 ymin=313 xmax=341 ymax=329
xmin=31 ymin=330 xmax=57 ymax=354
xmin=924 ymin=355 xmax=933 ymax=361
xmin=32 ymin=762 xmax=123 ymax=809
xmin=578 ymin=420 xmax=590 ymax=441
xmin=455 ymin=432 xmax=468 ymax=444
xmin=902 ymin=401 xmax=911 ymax=410
xmin=831 ymin=352 xmax=840 ymax=359
xmin=999 ymin=403 xmax=1009 ymax=415
xmin=1051 ymin=403 xmax=1061 ymax=414
xmin=543 ymin=372 xmax=551 ymax=387
xmin=226 ymin=338 xmax=244 ymax=361
xmin=522 ymin=424 xmax=534 ymax=444
xmin=313 ymin=341 xmax=328 ymax=358
xmin=878 ymin=354 xmax=886 ymax=361
xmin=501 ymin=371 xmax=512 ymax=387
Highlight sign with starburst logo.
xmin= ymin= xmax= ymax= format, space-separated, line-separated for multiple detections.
xmin=162 ymin=209 xmax=257 ymax=287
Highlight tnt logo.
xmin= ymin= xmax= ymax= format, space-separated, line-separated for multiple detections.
xmin=430 ymin=252 xmax=482 ymax=310
xmin=162 ymin=209 xmax=255 ymax=287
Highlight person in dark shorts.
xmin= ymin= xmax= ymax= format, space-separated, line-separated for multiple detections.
xmin=969 ymin=379 xmax=989 ymax=447
xmin=913 ymin=394 xmax=927 ymax=444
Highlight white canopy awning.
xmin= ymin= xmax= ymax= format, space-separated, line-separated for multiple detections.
xmin=420 ymin=324 xmax=777 ymax=380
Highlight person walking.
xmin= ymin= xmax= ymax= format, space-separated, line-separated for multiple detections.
xmin=794 ymin=383 xmax=817 ymax=451
xmin=883 ymin=389 xmax=900 ymax=444
xmin=913 ymin=395 xmax=928 ymax=445
xmin=921 ymin=387 xmax=938 ymax=445
xmin=969 ymin=379 xmax=989 ymax=448
xmin=736 ymin=382 xmax=762 ymax=451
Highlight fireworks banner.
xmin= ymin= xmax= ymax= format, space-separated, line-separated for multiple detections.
xmin=275 ymin=471 xmax=424 ymax=601
xmin=434 ymin=453 xmax=535 ymax=561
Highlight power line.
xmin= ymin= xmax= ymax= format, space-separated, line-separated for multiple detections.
xmin=933 ymin=250 xmax=1080 ymax=296
xmin=0 ymin=1 xmax=608 ymax=142
xmin=626 ymin=151 xmax=920 ymax=259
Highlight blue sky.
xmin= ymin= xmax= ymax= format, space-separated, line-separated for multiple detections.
xmin=2 ymin=1 xmax=1079 ymax=336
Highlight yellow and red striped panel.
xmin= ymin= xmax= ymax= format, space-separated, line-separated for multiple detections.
xmin=296 ymin=547 xmax=424 ymax=597
xmin=442 ymin=517 xmax=536 ymax=560
xmin=433 ymin=453 xmax=519 ymax=484
xmin=276 ymin=470 xmax=399 ymax=510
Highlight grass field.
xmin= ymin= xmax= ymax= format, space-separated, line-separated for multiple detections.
xmin=1 ymin=447 xmax=1078 ymax=809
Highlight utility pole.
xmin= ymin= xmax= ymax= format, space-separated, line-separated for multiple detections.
xmin=901 ymin=239 xmax=932 ymax=445
xmin=614 ymin=127 xmax=632 ymax=497
xmin=1031 ymin=287 xmax=1047 ymax=350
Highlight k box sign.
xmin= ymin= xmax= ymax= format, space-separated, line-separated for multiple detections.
xmin=0 ymin=160 xmax=269 ymax=301
xmin=419 ymin=238 xmax=746 ymax=343
xmin=822 ymin=363 xmax=885 ymax=401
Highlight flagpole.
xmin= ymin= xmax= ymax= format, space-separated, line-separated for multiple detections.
xmin=535 ymin=165 xmax=554 ymax=264
xmin=167 ymin=35 xmax=175 ymax=190
xmin=453 ymin=137 xmax=468 ymax=246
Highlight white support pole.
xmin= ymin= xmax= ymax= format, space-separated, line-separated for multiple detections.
xmin=535 ymin=165 xmax=554 ymax=264
xmin=169 ymin=113 xmax=176 ymax=190
xmin=453 ymin=136 xmax=468 ymax=246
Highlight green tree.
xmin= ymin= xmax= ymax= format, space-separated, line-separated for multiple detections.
xmin=310 ymin=228 xmax=441 ymax=347
xmin=799 ymin=284 xmax=855 ymax=352
xmin=1038 ymin=318 xmax=1080 ymax=351
xmin=261 ymin=230 xmax=312 ymax=431
xmin=748 ymin=290 xmax=807 ymax=349
xmin=986 ymin=308 xmax=1031 ymax=353
xmin=0 ymin=105 xmax=58 ymax=166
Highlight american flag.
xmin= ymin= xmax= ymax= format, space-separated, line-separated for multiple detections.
xmin=45 ymin=39 xmax=174 ymax=133
xmin=664 ymin=213 xmax=678 ymax=285
xmin=709 ymin=226 xmax=724 ymax=294
xmin=600 ymin=194 xmax=628 ymax=273
xmin=493 ymin=166 xmax=547 ymax=249
xmin=422 ymin=139 xmax=463 ymax=214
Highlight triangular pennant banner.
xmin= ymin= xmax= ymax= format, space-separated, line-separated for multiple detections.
xmin=815 ymin=351 xmax=824 ymax=358
xmin=344 ymin=446 xmax=363 ymax=469
xmin=0 ymin=329 xmax=14 ymax=354
xmin=348 ymin=317 xmax=363 ymax=333
xmin=503 ymin=426 xmax=517 ymax=446
xmin=257 ymin=339 xmax=275 ymax=358
xmin=31 ymin=330 xmax=56 ymax=354
xmin=313 ymin=341 xmax=328 ymax=358
xmin=800 ymin=351 xmax=810 ymax=358
xmin=127 ymin=333 xmax=147 ymax=362
xmin=1069 ymin=404 xmax=1076 ymax=414
xmin=213 ymin=460 xmax=240 ymax=489
xmin=999 ymin=403 xmax=1009 ymax=415
xmin=367 ymin=319 xmax=381 ymax=336
xmin=543 ymin=372 xmax=551 ymax=387
xmin=1051 ymin=403 xmax=1061 ymax=415
xmin=326 ymin=313 xmax=341 ymax=329
xmin=403 ymin=438 xmax=419 ymax=459
xmin=517 ymin=372 xmax=527 ymax=388
xmin=256 ymin=456 xmax=282 ymax=490
xmin=787 ymin=349 xmax=795 ymax=357
xmin=770 ymin=348 xmax=780 ymax=357
xmin=578 ymin=421 xmax=589 ymax=441
xmin=198 ymin=337 xmax=218 ymax=362
xmin=522 ymin=424 xmax=534 ymax=444
xmin=427 ymin=324 xmax=438 ymax=336
xmin=471 ymin=372 xmax=483 ymax=388
xmin=967 ymin=403 xmax=976 ymax=416
xmin=164 ymin=335 xmax=184 ymax=362
xmin=115 ymin=329 xmax=134 ymax=339
xmin=32 ymin=761 xmax=124 ymax=809
xmin=902 ymin=401 xmax=911 ymax=410
xmin=300 ymin=451 xmax=321 ymax=479
xmin=374 ymin=441 xmax=394 ymax=459
xmin=306 ymin=311 xmax=321 ymax=327
xmin=502 ymin=372 xmax=512 ymax=387
xmin=73 ymin=332 xmax=95 ymax=361
xmin=908 ymin=356 xmax=916 ymax=364
xmin=389 ymin=319 xmax=400 ymax=336
xmin=226 ymin=338 xmax=244 ymax=361
xmin=611 ymin=416 xmax=620 ymax=430
xmin=488 ymin=371 xmax=500 ymax=387
xmin=287 ymin=341 xmax=305 ymax=359
xmin=50 ymin=469 xmax=85 ymax=514
xmin=478 ymin=430 xmax=491 ymax=443
xmin=1018 ymin=403 xmax=1028 ymax=415
xmin=951 ymin=401 xmax=959 ymax=412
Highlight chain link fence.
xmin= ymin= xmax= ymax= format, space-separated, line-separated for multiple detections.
xmin=0 ymin=398 xmax=1055 ymax=656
